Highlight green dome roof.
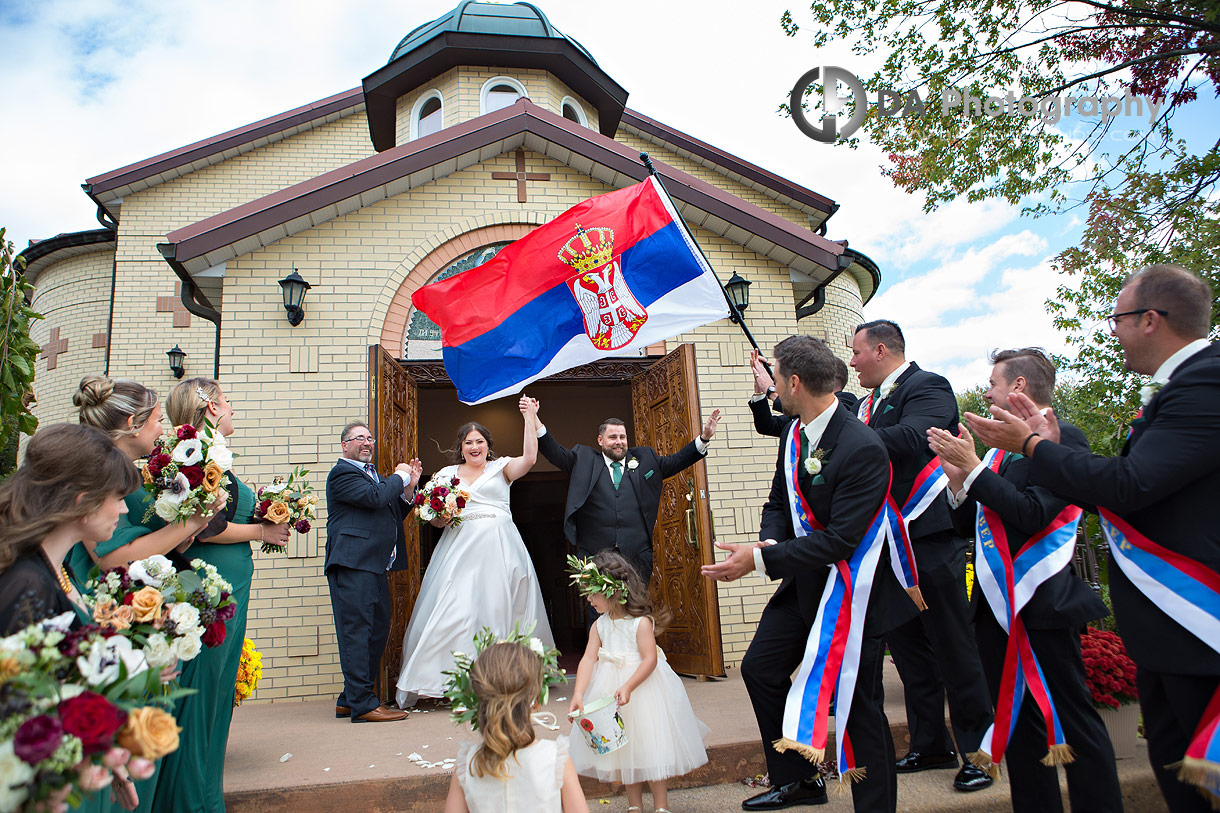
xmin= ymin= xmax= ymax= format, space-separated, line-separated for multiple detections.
xmin=389 ymin=2 xmax=597 ymax=66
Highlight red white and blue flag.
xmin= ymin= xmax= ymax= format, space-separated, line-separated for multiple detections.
xmin=411 ymin=176 xmax=730 ymax=404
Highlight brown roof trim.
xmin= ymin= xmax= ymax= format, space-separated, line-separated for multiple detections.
xmin=84 ymin=88 xmax=365 ymax=200
xmin=161 ymin=100 xmax=841 ymax=276
xmin=16 ymin=228 xmax=116 ymax=285
xmin=620 ymin=109 xmax=836 ymax=216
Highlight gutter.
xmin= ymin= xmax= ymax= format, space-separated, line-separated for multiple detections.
xmin=156 ymin=243 xmax=222 ymax=379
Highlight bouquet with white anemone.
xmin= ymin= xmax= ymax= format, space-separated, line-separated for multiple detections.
xmin=140 ymin=420 xmax=232 ymax=524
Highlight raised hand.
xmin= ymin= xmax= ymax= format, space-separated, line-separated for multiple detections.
xmin=928 ymin=423 xmax=981 ymax=471
xmin=397 ymin=458 xmax=423 ymax=490
xmin=1007 ymin=392 xmax=1061 ymax=444
xmin=701 ymin=408 xmax=722 ymax=442
xmin=750 ymin=348 xmax=774 ymax=396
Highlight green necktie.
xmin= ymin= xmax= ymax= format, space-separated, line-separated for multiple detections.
xmin=611 ymin=461 xmax=623 ymax=489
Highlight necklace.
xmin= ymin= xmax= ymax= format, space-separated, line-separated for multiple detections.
xmin=41 ymin=549 xmax=73 ymax=596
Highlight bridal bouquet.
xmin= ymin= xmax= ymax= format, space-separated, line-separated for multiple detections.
xmin=141 ymin=421 xmax=232 ymax=523
xmin=253 ymin=467 xmax=317 ymax=553
xmin=86 ymin=555 xmax=237 ymax=666
xmin=412 ymin=473 xmax=471 ymax=526
xmin=0 ymin=613 xmax=181 ymax=812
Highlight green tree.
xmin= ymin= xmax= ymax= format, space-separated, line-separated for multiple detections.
xmin=0 ymin=228 xmax=42 ymax=476
xmin=782 ymin=0 xmax=1220 ymax=415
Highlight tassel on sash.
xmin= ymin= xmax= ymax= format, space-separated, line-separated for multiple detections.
xmin=1101 ymin=510 xmax=1220 ymax=808
xmin=777 ymin=420 xmax=888 ymax=783
xmin=973 ymin=448 xmax=1082 ymax=772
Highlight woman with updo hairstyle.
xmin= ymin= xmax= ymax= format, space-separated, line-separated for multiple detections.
xmin=150 ymin=377 xmax=287 ymax=813
xmin=73 ymin=375 xmax=224 ymax=573
xmin=445 ymin=642 xmax=588 ymax=812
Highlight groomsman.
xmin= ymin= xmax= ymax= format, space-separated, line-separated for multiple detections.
xmin=931 ymin=348 xmax=1122 ymax=812
xmin=748 ymin=347 xmax=857 ymax=437
xmin=707 ymin=335 xmax=917 ymax=811
xmin=850 ymin=319 xmax=994 ymax=791
xmin=324 ymin=421 xmax=421 ymax=723
xmin=968 ymin=264 xmax=1220 ymax=812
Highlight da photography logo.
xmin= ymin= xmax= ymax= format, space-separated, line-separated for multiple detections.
xmin=790 ymin=66 xmax=867 ymax=143
xmin=792 ymin=66 xmax=1167 ymax=144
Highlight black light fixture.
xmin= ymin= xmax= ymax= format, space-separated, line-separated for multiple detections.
xmin=166 ymin=345 xmax=186 ymax=379
xmin=278 ymin=270 xmax=312 ymax=326
xmin=726 ymin=272 xmax=752 ymax=321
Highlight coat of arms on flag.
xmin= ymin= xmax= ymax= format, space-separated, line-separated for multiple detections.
xmin=412 ymin=175 xmax=731 ymax=404
xmin=561 ymin=225 xmax=648 ymax=351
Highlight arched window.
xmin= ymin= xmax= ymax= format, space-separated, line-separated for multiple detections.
xmin=560 ymin=96 xmax=589 ymax=128
xmin=403 ymin=243 xmax=511 ymax=358
xmin=479 ymin=76 xmax=529 ymax=115
xmin=411 ymin=91 xmax=444 ymax=140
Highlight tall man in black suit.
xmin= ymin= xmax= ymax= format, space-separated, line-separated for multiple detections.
xmin=850 ymin=319 xmax=994 ymax=792
xmin=707 ymin=335 xmax=917 ymax=811
xmin=931 ymin=348 xmax=1121 ymax=813
xmin=968 ymin=264 xmax=1220 ymax=811
xmin=324 ymin=420 xmax=421 ymax=723
xmin=536 ymin=406 xmax=720 ymax=581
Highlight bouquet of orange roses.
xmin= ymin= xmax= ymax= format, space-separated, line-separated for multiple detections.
xmin=253 ymin=467 xmax=317 ymax=553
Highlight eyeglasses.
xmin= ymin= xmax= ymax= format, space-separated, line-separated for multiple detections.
xmin=343 ymin=435 xmax=376 ymax=445
xmin=1106 ymin=308 xmax=1167 ymax=332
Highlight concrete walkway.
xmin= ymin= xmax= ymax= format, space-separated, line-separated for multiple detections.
xmin=223 ymin=660 xmax=1164 ymax=811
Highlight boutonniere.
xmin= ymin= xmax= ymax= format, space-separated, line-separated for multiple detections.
xmin=880 ymin=381 xmax=898 ymax=399
xmin=626 ymin=458 xmax=639 ymax=471
xmin=804 ymin=448 xmax=827 ymax=476
xmin=1139 ymin=381 xmax=1163 ymax=405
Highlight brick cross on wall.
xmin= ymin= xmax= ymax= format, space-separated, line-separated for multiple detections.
xmin=491 ymin=149 xmax=552 ymax=203
xmin=40 ymin=327 xmax=69 ymax=370
xmin=157 ymin=282 xmax=192 ymax=327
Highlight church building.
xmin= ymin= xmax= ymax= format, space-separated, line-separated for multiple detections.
xmin=20 ymin=2 xmax=880 ymax=701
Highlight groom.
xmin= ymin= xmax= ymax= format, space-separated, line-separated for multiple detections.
xmin=536 ymin=404 xmax=721 ymax=581
xmin=705 ymin=336 xmax=916 ymax=812
xmin=324 ymin=420 xmax=422 ymax=723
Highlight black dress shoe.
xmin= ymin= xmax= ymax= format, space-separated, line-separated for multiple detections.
xmin=953 ymin=763 xmax=994 ymax=792
xmin=894 ymin=751 xmax=959 ymax=773
xmin=742 ymin=776 xmax=828 ymax=810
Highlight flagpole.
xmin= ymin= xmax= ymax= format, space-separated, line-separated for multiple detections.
xmin=640 ymin=152 xmax=772 ymax=374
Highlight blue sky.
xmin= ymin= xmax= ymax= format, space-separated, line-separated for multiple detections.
xmin=1 ymin=0 xmax=1205 ymax=391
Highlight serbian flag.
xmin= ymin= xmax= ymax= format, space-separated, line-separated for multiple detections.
xmin=411 ymin=176 xmax=731 ymax=403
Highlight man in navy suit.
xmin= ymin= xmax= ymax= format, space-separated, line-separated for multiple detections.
xmin=851 ymin=319 xmax=994 ymax=792
xmin=707 ymin=335 xmax=917 ymax=811
xmin=325 ymin=420 xmax=421 ymax=723
xmin=933 ymin=348 xmax=1121 ymax=812
xmin=969 ymin=265 xmax=1220 ymax=811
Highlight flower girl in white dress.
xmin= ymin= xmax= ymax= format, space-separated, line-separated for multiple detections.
xmin=567 ymin=552 xmax=709 ymax=813
xmin=444 ymin=637 xmax=588 ymax=813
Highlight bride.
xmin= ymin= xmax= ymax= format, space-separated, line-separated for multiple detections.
xmin=395 ymin=396 xmax=554 ymax=707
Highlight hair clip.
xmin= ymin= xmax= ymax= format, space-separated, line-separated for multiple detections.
xmin=196 ymin=386 xmax=214 ymax=405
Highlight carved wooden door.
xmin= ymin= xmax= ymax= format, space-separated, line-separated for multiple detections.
xmin=631 ymin=344 xmax=723 ymax=677
xmin=369 ymin=344 xmax=420 ymax=700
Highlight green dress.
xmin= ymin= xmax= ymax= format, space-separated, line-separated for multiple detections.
xmin=93 ymin=488 xmax=162 ymax=813
xmin=150 ymin=478 xmax=256 ymax=813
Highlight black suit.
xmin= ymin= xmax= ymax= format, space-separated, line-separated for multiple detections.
xmin=750 ymin=391 xmax=860 ymax=438
xmin=324 ymin=459 xmax=411 ymax=718
xmin=949 ymin=422 xmax=1120 ymax=812
xmin=744 ymin=404 xmax=917 ymax=812
xmin=867 ymin=363 xmax=993 ymax=759
xmin=538 ymin=429 xmax=705 ymax=578
xmin=1029 ymin=342 xmax=1220 ymax=811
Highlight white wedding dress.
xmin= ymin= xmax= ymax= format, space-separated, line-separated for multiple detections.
xmin=395 ymin=456 xmax=554 ymax=707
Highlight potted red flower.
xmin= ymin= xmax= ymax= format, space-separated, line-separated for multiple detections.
xmin=1081 ymin=626 xmax=1140 ymax=758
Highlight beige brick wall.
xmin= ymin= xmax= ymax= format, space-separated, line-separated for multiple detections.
xmin=28 ymin=248 xmax=114 ymax=427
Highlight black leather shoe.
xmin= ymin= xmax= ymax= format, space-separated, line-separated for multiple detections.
xmin=894 ymin=751 xmax=959 ymax=772
xmin=953 ymin=763 xmax=994 ymax=792
xmin=742 ymin=776 xmax=828 ymax=809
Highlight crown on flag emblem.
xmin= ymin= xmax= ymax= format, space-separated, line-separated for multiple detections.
xmin=558 ymin=224 xmax=615 ymax=272
xmin=560 ymin=224 xmax=648 ymax=351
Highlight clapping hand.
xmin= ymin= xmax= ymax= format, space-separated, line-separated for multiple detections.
xmin=750 ymin=349 xmax=775 ymax=397
xmin=395 ymin=459 xmax=424 ymax=490
xmin=928 ymin=423 xmax=979 ymax=490
xmin=701 ymin=409 xmax=722 ymax=442
xmin=964 ymin=392 xmax=1059 ymax=453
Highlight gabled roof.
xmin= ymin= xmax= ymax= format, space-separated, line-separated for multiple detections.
xmin=158 ymin=100 xmax=844 ymax=284
xmin=82 ymin=88 xmax=366 ymax=220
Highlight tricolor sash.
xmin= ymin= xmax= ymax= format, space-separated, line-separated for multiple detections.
xmin=773 ymin=420 xmax=889 ymax=784
xmin=974 ymin=449 xmax=1083 ymax=772
xmin=879 ymin=456 xmax=948 ymax=611
xmin=1100 ymin=509 xmax=1220 ymax=805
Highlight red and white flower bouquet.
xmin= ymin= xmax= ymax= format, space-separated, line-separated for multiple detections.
xmin=412 ymin=474 xmax=470 ymax=526
xmin=141 ymin=422 xmax=231 ymax=524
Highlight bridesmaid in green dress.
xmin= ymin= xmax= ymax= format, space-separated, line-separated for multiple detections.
xmin=0 ymin=423 xmax=144 ymax=811
xmin=74 ymin=375 xmax=226 ymax=813
xmin=153 ymin=377 xmax=289 ymax=813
